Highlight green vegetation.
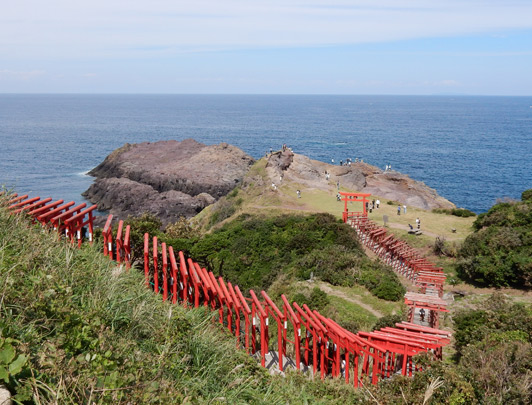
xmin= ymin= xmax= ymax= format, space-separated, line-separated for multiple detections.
xmin=432 ymin=208 xmax=477 ymax=218
xmin=369 ymin=293 xmax=532 ymax=404
xmin=456 ymin=189 xmax=532 ymax=288
xmin=189 ymin=212 xmax=405 ymax=301
xmin=3 ymin=195 xmax=532 ymax=403
xmin=0 ymin=203 xmax=375 ymax=404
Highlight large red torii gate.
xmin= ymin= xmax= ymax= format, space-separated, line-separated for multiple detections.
xmin=339 ymin=191 xmax=372 ymax=223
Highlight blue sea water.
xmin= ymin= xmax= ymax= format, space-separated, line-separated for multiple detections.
xmin=1 ymin=94 xmax=531 ymax=213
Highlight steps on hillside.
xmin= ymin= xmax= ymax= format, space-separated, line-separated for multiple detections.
xmin=253 ymin=351 xmax=309 ymax=375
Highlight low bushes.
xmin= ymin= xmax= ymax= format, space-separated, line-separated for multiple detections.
xmin=432 ymin=207 xmax=476 ymax=217
xmin=190 ymin=213 xmax=405 ymax=301
xmin=456 ymin=188 xmax=532 ymax=288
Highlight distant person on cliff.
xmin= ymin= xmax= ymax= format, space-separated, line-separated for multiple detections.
xmin=403 ymin=205 xmax=407 ymax=214
xmin=376 ymin=199 xmax=380 ymax=208
xmin=397 ymin=205 xmax=401 ymax=215
xmin=416 ymin=217 xmax=420 ymax=229
xmin=297 ymin=190 xmax=301 ymax=198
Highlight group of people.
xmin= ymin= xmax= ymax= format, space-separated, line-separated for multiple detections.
xmin=332 ymin=157 xmax=364 ymax=166
xmin=384 ymin=164 xmax=393 ymax=171
xmin=364 ymin=199 xmax=381 ymax=212
xmin=397 ymin=205 xmax=407 ymax=215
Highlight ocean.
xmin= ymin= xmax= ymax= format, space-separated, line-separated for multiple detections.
xmin=1 ymin=94 xmax=531 ymax=213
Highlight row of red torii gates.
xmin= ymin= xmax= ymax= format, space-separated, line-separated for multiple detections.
xmin=3 ymin=190 xmax=451 ymax=387
xmin=339 ymin=192 xmax=449 ymax=330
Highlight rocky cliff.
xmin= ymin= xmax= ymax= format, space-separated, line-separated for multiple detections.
xmin=83 ymin=139 xmax=255 ymax=224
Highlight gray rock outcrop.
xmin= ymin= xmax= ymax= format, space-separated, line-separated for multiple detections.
xmin=262 ymin=151 xmax=455 ymax=211
xmin=83 ymin=139 xmax=254 ymax=225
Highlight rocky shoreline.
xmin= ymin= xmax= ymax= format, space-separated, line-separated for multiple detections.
xmin=83 ymin=139 xmax=254 ymax=225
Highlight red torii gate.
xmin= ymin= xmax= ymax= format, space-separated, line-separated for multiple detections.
xmin=339 ymin=192 xmax=372 ymax=223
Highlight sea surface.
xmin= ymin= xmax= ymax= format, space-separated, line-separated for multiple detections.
xmin=1 ymin=94 xmax=531 ymax=213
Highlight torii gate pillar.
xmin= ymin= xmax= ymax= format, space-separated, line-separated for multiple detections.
xmin=339 ymin=192 xmax=372 ymax=223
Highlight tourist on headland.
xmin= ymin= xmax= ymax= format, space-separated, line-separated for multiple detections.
xmin=397 ymin=205 xmax=401 ymax=215
xmin=297 ymin=189 xmax=301 ymax=198
xmin=416 ymin=217 xmax=421 ymax=229
xmin=403 ymin=205 xmax=407 ymax=214
xmin=376 ymin=199 xmax=380 ymax=208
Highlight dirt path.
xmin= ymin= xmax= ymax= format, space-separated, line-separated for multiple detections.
xmin=315 ymin=282 xmax=385 ymax=318
xmin=386 ymin=222 xmax=463 ymax=241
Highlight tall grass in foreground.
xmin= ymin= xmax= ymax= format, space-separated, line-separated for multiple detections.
xmin=0 ymin=206 xmax=369 ymax=404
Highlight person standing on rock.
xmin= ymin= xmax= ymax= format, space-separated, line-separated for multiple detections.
xmin=416 ymin=217 xmax=421 ymax=229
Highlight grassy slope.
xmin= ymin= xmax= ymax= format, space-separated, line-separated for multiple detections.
xmin=0 ymin=206 xmax=371 ymax=404
xmin=196 ymin=157 xmax=478 ymax=302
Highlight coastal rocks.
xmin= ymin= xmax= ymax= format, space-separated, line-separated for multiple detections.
xmin=263 ymin=150 xmax=455 ymax=211
xmin=83 ymin=139 xmax=255 ymax=224
xmin=363 ymin=171 xmax=454 ymax=210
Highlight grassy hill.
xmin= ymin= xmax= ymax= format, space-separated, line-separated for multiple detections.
xmin=2 ymin=204 xmax=531 ymax=404
xmin=0 ymin=204 xmax=370 ymax=404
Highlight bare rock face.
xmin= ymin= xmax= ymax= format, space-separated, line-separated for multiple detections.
xmin=264 ymin=151 xmax=455 ymax=211
xmin=83 ymin=139 xmax=254 ymax=224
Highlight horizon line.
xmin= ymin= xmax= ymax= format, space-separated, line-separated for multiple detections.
xmin=1 ymin=92 xmax=531 ymax=97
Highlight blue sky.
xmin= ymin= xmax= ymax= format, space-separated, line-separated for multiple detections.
xmin=2 ymin=0 xmax=532 ymax=95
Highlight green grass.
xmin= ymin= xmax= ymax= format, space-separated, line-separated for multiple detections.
xmin=0 ymin=203 xmax=374 ymax=404
xmin=325 ymin=296 xmax=378 ymax=331
xmin=326 ymin=284 xmax=403 ymax=317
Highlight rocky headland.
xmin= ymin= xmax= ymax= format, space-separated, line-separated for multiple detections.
xmin=83 ymin=139 xmax=255 ymax=224
xmin=260 ymin=149 xmax=455 ymax=210
xmin=84 ymin=140 xmax=454 ymax=225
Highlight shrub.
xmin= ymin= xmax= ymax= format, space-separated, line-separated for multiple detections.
xmin=433 ymin=236 xmax=446 ymax=256
xmin=191 ymin=213 xmax=404 ymax=301
xmin=522 ymin=188 xmax=532 ymax=202
xmin=451 ymin=208 xmax=476 ymax=217
xmin=432 ymin=208 xmax=476 ymax=217
xmin=456 ymin=189 xmax=532 ymax=288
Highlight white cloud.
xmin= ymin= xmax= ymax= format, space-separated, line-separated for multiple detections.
xmin=1 ymin=1 xmax=532 ymax=59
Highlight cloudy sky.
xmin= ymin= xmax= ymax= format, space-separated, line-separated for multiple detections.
xmin=2 ymin=0 xmax=532 ymax=95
